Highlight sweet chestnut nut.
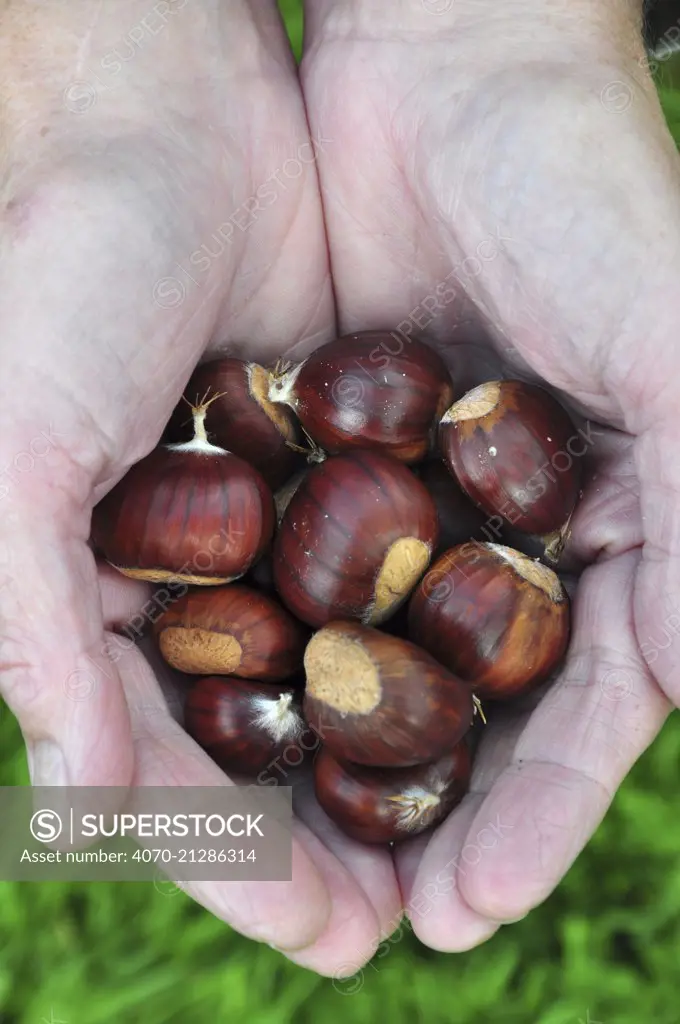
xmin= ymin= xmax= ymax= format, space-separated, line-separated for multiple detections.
xmin=165 ymin=358 xmax=301 ymax=490
xmin=273 ymin=450 xmax=438 ymax=628
xmin=154 ymin=584 xmax=308 ymax=681
xmin=438 ymin=380 xmax=581 ymax=535
xmin=185 ymin=677 xmax=307 ymax=776
xmin=269 ymin=331 xmax=454 ymax=463
xmin=314 ymin=742 xmax=471 ymax=844
xmin=302 ymin=621 xmax=474 ymax=767
xmin=408 ymin=541 xmax=570 ymax=699
xmin=92 ymin=399 xmax=275 ymax=585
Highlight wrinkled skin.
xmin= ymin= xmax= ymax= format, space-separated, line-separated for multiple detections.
xmin=1 ymin=0 xmax=679 ymax=977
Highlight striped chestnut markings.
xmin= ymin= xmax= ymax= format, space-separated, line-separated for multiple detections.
xmin=408 ymin=542 xmax=570 ymax=699
xmin=272 ymin=450 xmax=439 ymax=628
xmin=268 ymin=331 xmax=455 ymax=464
xmin=92 ymin=397 xmax=275 ymax=586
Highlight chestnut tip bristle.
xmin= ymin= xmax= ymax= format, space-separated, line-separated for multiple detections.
xmin=169 ymin=392 xmax=232 ymax=454
xmin=245 ymin=362 xmax=300 ymax=442
xmin=472 ymin=695 xmax=487 ymax=725
xmin=284 ymin=424 xmax=326 ymax=463
xmin=542 ymin=508 xmax=575 ymax=566
xmin=268 ymin=360 xmax=303 ymax=407
xmin=271 ymin=358 xmax=294 ymax=380
xmin=386 ymin=788 xmax=441 ymax=831
xmin=250 ymin=691 xmax=303 ymax=744
xmin=190 ymin=389 xmax=228 ymax=415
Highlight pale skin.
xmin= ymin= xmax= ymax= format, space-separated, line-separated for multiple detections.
xmin=0 ymin=0 xmax=677 ymax=976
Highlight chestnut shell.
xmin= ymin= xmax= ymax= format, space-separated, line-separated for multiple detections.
xmin=153 ymin=584 xmax=308 ymax=681
xmin=302 ymin=621 xmax=474 ymax=767
xmin=165 ymin=358 xmax=302 ymax=490
xmin=272 ymin=451 xmax=438 ymax=628
xmin=314 ymin=743 xmax=471 ymax=844
xmin=271 ymin=331 xmax=454 ymax=463
xmin=408 ymin=541 xmax=570 ymax=699
xmin=92 ymin=445 xmax=275 ymax=585
xmin=438 ymin=380 xmax=581 ymax=535
xmin=184 ymin=676 xmax=308 ymax=776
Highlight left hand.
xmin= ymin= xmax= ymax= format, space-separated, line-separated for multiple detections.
xmin=0 ymin=0 xmax=401 ymax=978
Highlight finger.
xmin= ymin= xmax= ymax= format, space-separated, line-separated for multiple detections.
xmin=395 ymin=794 xmax=501 ymax=952
xmin=188 ymin=2 xmax=336 ymax=366
xmin=291 ymin=768 xmax=403 ymax=941
xmin=117 ymin=639 xmax=399 ymax=968
xmin=127 ymin=637 xmax=388 ymax=972
xmin=125 ymin=637 xmax=386 ymax=972
xmin=128 ymin=636 xmax=389 ymax=972
xmin=98 ymin=563 xmax=152 ymax=632
xmin=454 ymin=550 xmax=669 ymax=923
xmin=0 ymin=493 xmax=134 ymax=789
xmin=394 ymin=704 xmax=532 ymax=950
xmin=279 ymin=818 xmax=383 ymax=976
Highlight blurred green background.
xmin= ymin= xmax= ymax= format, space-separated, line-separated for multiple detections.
xmin=2 ymin=3 xmax=680 ymax=1023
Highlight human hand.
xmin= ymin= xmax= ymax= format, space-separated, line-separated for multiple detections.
xmin=0 ymin=0 xmax=405 ymax=970
xmin=301 ymin=0 xmax=678 ymax=952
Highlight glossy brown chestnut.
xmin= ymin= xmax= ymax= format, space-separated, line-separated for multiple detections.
xmin=153 ymin=584 xmax=308 ymax=680
xmin=313 ymin=743 xmax=471 ymax=844
xmin=269 ymin=331 xmax=454 ymax=463
xmin=164 ymin=358 xmax=301 ymax=489
xmin=419 ymin=460 xmax=491 ymax=555
xmin=92 ymin=401 xmax=275 ymax=585
xmin=302 ymin=621 xmax=474 ymax=767
xmin=438 ymin=380 xmax=581 ymax=535
xmin=408 ymin=541 xmax=570 ymax=699
xmin=185 ymin=676 xmax=307 ymax=775
xmin=273 ymin=451 xmax=438 ymax=627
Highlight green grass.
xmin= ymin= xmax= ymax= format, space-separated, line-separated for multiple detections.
xmin=280 ymin=0 xmax=303 ymax=59
xmin=3 ymin=705 xmax=680 ymax=1024
xmin=2 ymin=4 xmax=680 ymax=1022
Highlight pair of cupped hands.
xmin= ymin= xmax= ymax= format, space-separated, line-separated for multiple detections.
xmin=0 ymin=0 xmax=678 ymax=977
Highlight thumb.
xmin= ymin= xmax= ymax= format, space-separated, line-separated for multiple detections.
xmin=0 ymin=461 xmax=134 ymax=788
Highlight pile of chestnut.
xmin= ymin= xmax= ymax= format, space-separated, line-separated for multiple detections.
xmin=92 ymin=331 xmax=582 ymax=845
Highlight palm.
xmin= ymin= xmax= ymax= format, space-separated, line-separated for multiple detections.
xmin=302 ymin=22 xmax=680 ymax=949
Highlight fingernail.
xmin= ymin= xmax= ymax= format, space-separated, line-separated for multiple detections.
xmin=27 ymin=739 xmax=69 ymax=786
